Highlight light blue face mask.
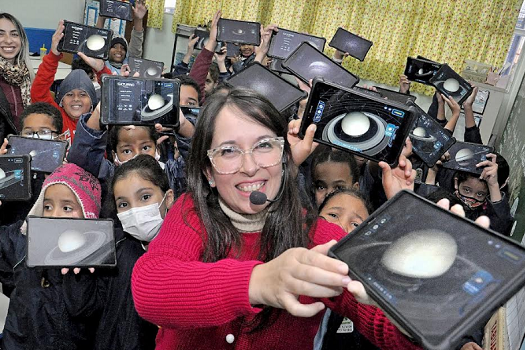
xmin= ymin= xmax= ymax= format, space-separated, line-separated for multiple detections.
xmin=117 ymin=193 xmax=167 ymax=242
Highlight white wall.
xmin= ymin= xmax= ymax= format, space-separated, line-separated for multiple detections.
xmin=2 ymin=0 xmax=85 ymax=29
xmin=143 ymin=13 xmax=183 ymax=70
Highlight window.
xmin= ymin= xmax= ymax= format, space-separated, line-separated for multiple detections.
xmin=164 ymin=0 xmax=176 ymax=14
xmin=500 ymin=1 xmax=525 ymax=87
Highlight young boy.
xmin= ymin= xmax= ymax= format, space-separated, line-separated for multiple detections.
xmin=0 ymin=163 xmax=102 ymax=349
xmin=30 ymin=21 xmax=97 ymax=144
xmin=0 ymin=102 xmax=64 ymax=227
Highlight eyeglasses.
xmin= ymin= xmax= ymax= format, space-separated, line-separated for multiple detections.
xmin=207 ymin=137 xmax=285 ymax=175
xmin=21 ymin=129 xmax=59 ymax=140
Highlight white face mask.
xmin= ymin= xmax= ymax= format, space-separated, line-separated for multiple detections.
xmin=113 ymin=150 xmax=161 ymax=166
xmin=117 ymin=193 xmax=167 ymax=242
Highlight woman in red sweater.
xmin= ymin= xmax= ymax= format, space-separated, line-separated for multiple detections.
xmin=131 ymin=88 xmax=421 ymax=350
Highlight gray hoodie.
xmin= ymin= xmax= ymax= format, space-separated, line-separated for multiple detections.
xmin=56 ymin=69 xmax=98 ymax=107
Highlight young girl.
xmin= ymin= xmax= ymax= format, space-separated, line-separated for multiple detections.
xmin=453 ymin=153 xmax=513 ymax=235
xmin=0 ymin=163 xmax=102 ymax=349
xmin=67 ymin=103 xmax=189 ymax=200
xmin=314 ymin=188 xmax=378 ymax=350
xmin=310 ymin=145 xmax=360 ymax=208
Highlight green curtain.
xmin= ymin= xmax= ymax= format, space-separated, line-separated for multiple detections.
xmin=171 ymin=0 xmax=521 ymax=94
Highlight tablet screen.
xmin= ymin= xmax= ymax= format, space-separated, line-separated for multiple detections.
xmin=430 ymin=64 xmax=473 ymax=105
xmin=0 ymin=155 xmax=31 ymax=201
xmin=101 ymin=76 xmax=180 ymax=127
xmin=329 ymin=190 xmax=525 ymax=350
xmin=58 ymin=21 xmax=112 ymax=60
xmin=26 ymin=217 xmax=116 ymax=267
xmin=283 ymin=42 xmax=359 ymax=89
xmin=328 ymin=27 xmax=373 ymax=61
xmin=408 ymin=103 xmax=456 ymax=167
xmin=128 ymin=57 xmax=164 ymax=78
xmin=227 ymin=62 xmax=306 ymax=112
xmin=268 ymin=28 xmax=326 ymax=60
xmin=404 ymin=57 xmax=442 ymax=85
xmin=441 ymin=141 xmax=493 ymax=175
xmin=8 ymin=136 xmax=68 ymax=173
xmin=217 ymin=18 xmax=261 ymax=46
xmin=301 ymin=80 xmax=415 ymax=166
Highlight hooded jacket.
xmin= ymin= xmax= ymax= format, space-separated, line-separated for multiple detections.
xmin=31 ymin=52 xmax=97 ymax=144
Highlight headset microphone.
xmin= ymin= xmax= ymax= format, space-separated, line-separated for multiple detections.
xmin=248 ymin=162 xmax=287 ymax=206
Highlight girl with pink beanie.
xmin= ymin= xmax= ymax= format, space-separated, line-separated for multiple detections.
xmin=0 ymin=163 xmax=102 ymax=349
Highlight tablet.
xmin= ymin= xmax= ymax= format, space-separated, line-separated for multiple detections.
xmin=0 ymin=155 xmax=31 ymax=201
xmin=353 ymin=86 xmax=382 ymax=99
xmin=329 ymin=190 xmax=525 ymax=350
xmin=193 ymin=28 xmax=224 ymax=53
xmin=100 ymin=75 xmax=180 ymax=127
xmin=429 ymin=64 xmax=473 ymax=105
xmin=225 ymin=42 xmax=240 ymax=57
xmin=58 ymin=21 xmax=112 ymax=60
xmin=26 ymin=216 xmax=116 ymax=268
xmin=301 ymin=79 xmax=416 ymax=167
xmin=374 ymin=86 xmax=417 ymax=104
xmin=328 ymin=27 xmax=373 ymax=61
xmin=226 ymin=62 xmax=307 ymax=112
xmin=128 ymin=57 xmax=164 ymax=78
xmin=8 ymin=136 xmax=68 ymax=173
xmin=282 ymin=42 xmax=359 ymax=89
xmin=99 ymin=0 xmax=133 ymax=22
xmin=180 ymin=106 xmax=201 ymax=119
xmin=267 ymin=28 xmax=326 ymax=60
xmin=408 ymin=102 xmax=456 ymax=167
xmin=404 ymin=57 xmax=442 ymax=85
xmin=217 ymin=18 xmax=261 ymax=46
xmin=268 ymin=58 xmax=290 ymax=74
xmin=441 ymin=141 xmax=493 ymax=175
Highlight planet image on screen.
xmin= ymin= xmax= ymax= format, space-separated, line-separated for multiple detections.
xmin=147 ymin=94 xmax=166 ymax=111
xmin=443 ymin=78 xmax=460 ymax=93
xmin=409 ymin=127 xmax=436 ymax=146
xmin=455 ymin=148 xmax=474 ymax=166
xmin=232 ymin=28 xmax=245 ymax=35
xmin=418 ymin=68 xmax=424 ymax=75
xmin=86 ymin=35 xmax=105 ymax=51
xmin=381 ymin=229 xmax=458 ymax=278
xmin=145 ymin=67 xmax=158 ymax=77
xmin=0 ymin=168 xmax=5 ymax=180
xmin=341 ymin=111 xmax=370 ymax=137
xmin=58 ymin=229 xmax=87 ymax=253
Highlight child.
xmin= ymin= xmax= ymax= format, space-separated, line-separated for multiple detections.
xmin=310 ymin=145 xmax=360 ymax=207
xmin=66 ymin=155 xmax=171 ymax=350
xmin=314 ymin=188 xmax=378 ymax=350
xmin=0 ymin=163 xmax=102 ymax=349
xmin=452 ymin=153 xmax=513 ymax=235
xmin=67 ymin=103 xmax=190 ymax=204
xmin=0 ymin=102 xmax=64 ymax=227
xmin=30 ymin=20 xmax=97 ymax=144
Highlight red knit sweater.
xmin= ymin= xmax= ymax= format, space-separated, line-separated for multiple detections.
xmin=30 ymin=52 xmax=77 ymax=144
xmin=131 ymin=194 xmax=422 ymax=350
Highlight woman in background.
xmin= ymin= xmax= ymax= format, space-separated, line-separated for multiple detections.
xmin=0 ymin=13 xmax=33 ymax=140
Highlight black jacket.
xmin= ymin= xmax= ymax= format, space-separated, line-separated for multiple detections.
xmin=62 ymin=227 xmax=157 ymax=350
xmin=0 ymin=85 xmax=18 ymax=141
xmin=0 ymin=220 xmax=98 ymax=350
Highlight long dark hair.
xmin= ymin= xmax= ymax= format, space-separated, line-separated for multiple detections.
xmin=106 ymin=154 xmax=169 ymax=214
xmin=0 ymin=13 xmax=34 ymax=80
xmin=186 ymin=88 xmax=314 ymax=263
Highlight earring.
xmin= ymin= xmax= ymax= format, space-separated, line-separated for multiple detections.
xmin=209 ymin=179 xmax=215 ymax=186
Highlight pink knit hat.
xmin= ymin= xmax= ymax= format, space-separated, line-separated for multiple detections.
xmin=27 ymin=163 xmax=102 ymax=219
